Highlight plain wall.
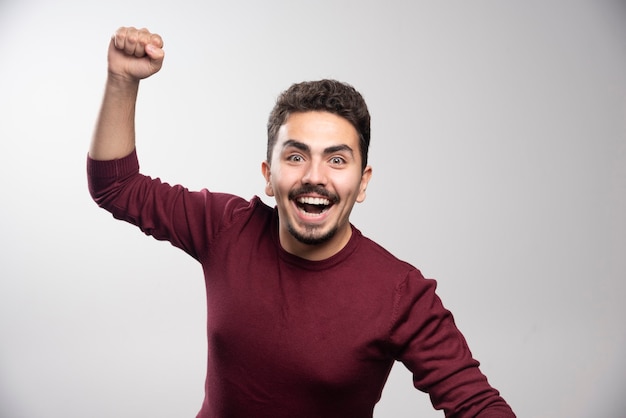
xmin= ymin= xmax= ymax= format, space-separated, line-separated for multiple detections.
xmin=1 ymin=1 xmax=625 ymax=417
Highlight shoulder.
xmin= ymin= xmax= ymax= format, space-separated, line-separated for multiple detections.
xmin=352 ymin=227 xmax=420 ymax=277
xmin=207 ymin=194 xmax=275 ymax=237
xmin=339 ymin=227 xmax=431 ymax=298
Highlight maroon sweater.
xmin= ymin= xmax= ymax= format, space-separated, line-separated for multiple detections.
xmin=87 ymin=150 xmax=514 ymax=418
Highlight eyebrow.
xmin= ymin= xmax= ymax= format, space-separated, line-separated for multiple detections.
xmin=282 ymin=139 xmax=355 ymax=157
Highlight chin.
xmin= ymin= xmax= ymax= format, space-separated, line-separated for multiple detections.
xmin=288 ymin=224 xmax=337 ymax=246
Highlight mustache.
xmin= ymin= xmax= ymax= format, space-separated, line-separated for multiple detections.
xmin=288 ymin=185 xmax=339 ymax=203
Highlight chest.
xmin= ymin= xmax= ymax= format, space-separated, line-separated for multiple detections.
xmin=203 ymin=248 xmax=395 ymax=390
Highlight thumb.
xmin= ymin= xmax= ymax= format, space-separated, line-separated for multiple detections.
xmin=145 ymin=42 xmax=165 ymax=70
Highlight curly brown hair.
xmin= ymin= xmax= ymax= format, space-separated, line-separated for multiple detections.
xmin=266 ymin=79 xmax=371 ymax=172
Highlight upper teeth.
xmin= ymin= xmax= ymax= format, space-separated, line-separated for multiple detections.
xmin=298 ymin=197 xmax=330 ymax=206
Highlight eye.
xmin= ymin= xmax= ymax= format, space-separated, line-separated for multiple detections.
xmin=329 ymin=156 xmax=346 ymax=165
xmin=286 ymin=154 xmax=304 ymax=163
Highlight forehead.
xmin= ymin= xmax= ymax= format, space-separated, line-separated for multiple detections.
xmin=276 ymin=111 xmax=359 ymax=152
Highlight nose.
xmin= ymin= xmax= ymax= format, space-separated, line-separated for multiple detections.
xmin=302 ymin=160 xmax=327 ymax=186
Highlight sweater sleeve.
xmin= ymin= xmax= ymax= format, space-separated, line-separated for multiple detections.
xmin=86 ymin=149 xmax=253 ymax=261
xmin=389 ymin=270 xmax=515 ymax=417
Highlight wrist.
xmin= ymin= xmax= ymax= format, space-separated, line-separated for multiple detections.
xmin=105 ymin=73 xmax=140 ymax=95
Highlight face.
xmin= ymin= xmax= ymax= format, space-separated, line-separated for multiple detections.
xmin=262 ymin=111 xmax=372 ymax=260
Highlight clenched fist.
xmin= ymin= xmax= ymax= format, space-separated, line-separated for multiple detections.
xmin=108 ymin=26 xmax=165 ymax=83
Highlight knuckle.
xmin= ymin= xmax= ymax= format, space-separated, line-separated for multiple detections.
xmin=150 ymin=34 xmax=163 ymax=48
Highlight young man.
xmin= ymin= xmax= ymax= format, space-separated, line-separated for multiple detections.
xmin=88 ymin=27 xmax=515 ymax=417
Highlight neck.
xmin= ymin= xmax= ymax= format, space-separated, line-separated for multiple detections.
xmin=279 ymin=226 xmax=353 ymax=261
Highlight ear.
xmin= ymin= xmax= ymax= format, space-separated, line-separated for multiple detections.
xmin=356 ymin=165 xmax=373 ymax=203
xmin=261 ymin=161 xmax=274 ymax=196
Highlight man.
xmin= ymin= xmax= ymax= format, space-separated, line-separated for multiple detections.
xmin=88 ymin=26 xmax=515 ymax=417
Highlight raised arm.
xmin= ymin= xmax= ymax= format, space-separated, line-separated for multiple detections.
xmin=89 ymin=27 xmax=165 ymax=161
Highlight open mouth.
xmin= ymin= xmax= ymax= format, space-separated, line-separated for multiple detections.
xmin=295 ymin=196 xmax=332 ymax=215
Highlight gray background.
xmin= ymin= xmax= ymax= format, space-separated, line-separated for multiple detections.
xmin=1 ymin=0 xmax=625 ymax=417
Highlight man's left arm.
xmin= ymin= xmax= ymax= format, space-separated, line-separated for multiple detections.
xmin=389 ymin=270 xmax=515 ymax=417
